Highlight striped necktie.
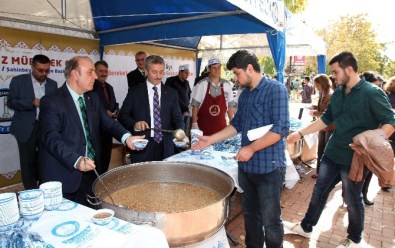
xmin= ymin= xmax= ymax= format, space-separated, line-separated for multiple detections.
xmin=152 ymin=86 xmax=162 ymax=143
xmin=78 ymin=96 xmax=95 ymax=160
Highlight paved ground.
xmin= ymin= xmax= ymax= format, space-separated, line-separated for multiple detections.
xmin=225 ymin=164 xmax=395 ymax=248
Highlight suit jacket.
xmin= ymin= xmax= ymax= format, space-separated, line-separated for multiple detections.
xmin=93 ymin=80 xmax=118 ymax=113
xmin=8 ymin=73 xmax=58 ymax=143
xmin=118 ymin=83 xmax=184 ymax=159
xmin=39 ymin=83 xmax=128 ymax=193
xmin=165 ymin=76 xmax=191 ymax=114
xmin=126 ymin=68 xmax=146 ymax=89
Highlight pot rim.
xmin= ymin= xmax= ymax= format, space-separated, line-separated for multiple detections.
xmin=91 ymin=161 xmax=235 ymax=213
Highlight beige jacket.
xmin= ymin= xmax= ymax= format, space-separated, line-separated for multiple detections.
xmin=349 ymin=129 xmax=395 ymax=186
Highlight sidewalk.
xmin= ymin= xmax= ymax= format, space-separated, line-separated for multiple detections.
xmin=225 ymin=166 xmax=395 ymax=247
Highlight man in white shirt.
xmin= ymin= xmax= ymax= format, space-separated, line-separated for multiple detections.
xmin=191 ymin=57 xmax=235 ymax=135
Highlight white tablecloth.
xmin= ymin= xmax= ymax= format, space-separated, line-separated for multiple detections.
xmin=0 ymin=134 xmax=20 ymax=179
xmin=165 ymin=149 xmax=241 ymax=192
xmin=0 ymin=198 xmax=169 ymax=248
xmin=166 ymin=148 xmax=299 ymax=191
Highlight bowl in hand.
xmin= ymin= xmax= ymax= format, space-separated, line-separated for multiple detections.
xmin=173 ymin=138 xmax=188 ymax=148
xmin=132 ymin=139 xmax=148 ymax=149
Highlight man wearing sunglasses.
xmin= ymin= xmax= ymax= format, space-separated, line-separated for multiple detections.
xmin=7 ymin=54 xmax=58 ymax=190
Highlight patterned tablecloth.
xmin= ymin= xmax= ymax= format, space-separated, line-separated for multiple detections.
xmin=0 ymin=198 xmax=169 ymax=248
xmin=166 ymin=133 xmax=299 ymax=191
xmin=165 ymin=134 xmax=242 ymax=192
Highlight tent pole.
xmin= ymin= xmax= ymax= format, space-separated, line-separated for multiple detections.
xmin=61 ymin=0 xmax=66 ymax=19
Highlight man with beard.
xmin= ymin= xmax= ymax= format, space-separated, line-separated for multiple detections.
xmin=8 ymin=54 xmax=58 ymax=189
xmin=93 ymin=60 xmax=119 ymax=174
xmin=192 ymin=50 xmax=290 ymax=248
xmin=287 ymin=51 xmax=395 ymax=248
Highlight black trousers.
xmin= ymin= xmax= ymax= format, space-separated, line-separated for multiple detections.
xmin=17 ymin=122 xmax=40 ymax=190
xmin=63 ymin=171 xmax=96 ymax=208
xmin=99 ymin=134 xmax=113 ymax=174
xmin=130 ymin=137 xmax=164 ymax=163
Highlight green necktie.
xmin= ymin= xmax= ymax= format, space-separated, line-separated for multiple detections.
xmin=78 ymin=96 xmax=95 ymax=160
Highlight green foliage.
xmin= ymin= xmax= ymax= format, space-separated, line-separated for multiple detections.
xmin=284 ymin=0 xmax=307 ymax=13
xmin=320 ymin=14 xmax=391 ymax=76
xmin=258 ymin=57 xmax=276 ymax=76
xmin=385 ymin=61 xmax=395 ymax=78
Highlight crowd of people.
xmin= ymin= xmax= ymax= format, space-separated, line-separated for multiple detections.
xmin=6 ymin=50 xmax=394 ymax=248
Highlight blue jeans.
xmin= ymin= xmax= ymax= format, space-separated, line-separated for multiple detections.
xmin=301 ymin=155 xmax=366 ymax=243
xmin=239 ymin=167 xmax=285 ymax=248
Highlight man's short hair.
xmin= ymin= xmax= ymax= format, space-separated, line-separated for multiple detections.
xmin=135 ymin=51 xmax=146 ymax=57
xmin=32 ymin=54 xmax=50 ymax=65
xmin=329 ymin=51 xmax=358 ymax=72
xmin=94 ymin=60 xmax=108 ymax=68
xmin=64 ymin=56 xmax=90 ymax=79
xmin=145 ymin=55 xmax=165 ymax=70
xmin=226 ymin=49 xmax=261 ymax=73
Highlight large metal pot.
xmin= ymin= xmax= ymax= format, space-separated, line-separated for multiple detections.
xmin=91 ymin=161 xmax=235 ymax=247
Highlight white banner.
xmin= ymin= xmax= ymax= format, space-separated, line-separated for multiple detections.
xmin=0 ymin=40 xmax=99 ymax=178
xmin=227 ymin=0 xmax=285 ymax=31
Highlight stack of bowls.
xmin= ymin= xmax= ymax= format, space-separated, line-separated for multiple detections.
xmin=18 ymin=189 xmax=44 ymax=220
xmin=0 ymin=193 xmax=20 ymax=232
xmin=39 ymin=181 xmax=63 ymax=210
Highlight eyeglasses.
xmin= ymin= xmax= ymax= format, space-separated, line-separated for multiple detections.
xmin=34 ymin=66 xmax=50 ymax=74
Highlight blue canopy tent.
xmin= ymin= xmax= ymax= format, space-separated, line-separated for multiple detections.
xmin=0 ymin=0 xmax=326 ymax=81
xmin=91 ymin=0 xmax=288 ymax=82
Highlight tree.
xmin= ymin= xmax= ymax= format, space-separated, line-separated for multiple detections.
xmin=385 ymin=61 xmax=395 ymax=78
xmin=284 ymin=0 xmax=308 ymax=13
xmin=320 ymin=14 xmax=385 ymax=74
xmin=258 ymin=57 xmax=276 ymax=77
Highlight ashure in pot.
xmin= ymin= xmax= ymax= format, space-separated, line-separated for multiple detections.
xmin=91 ymin=161 xmax=235 ymax=247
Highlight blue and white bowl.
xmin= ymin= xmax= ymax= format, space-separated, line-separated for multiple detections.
xmin=0 ymin=220 xmax=18 ymax=233
xmin=18 ymin=189 xmax=44 ymax=220
xmin=91 ymin=208 xmax=114 ymax=225
xmin=190 ymin=129 xmax=203 ymax=145
xmin=0 ymin=193 xmax=19 ymax=228
xmin=173 ymin=138 xmax=188 ymax=148
xmin=132 ymin=139 xmax=148 ymax=149
xmin=39 ymin=181 xmax=63 ymax=210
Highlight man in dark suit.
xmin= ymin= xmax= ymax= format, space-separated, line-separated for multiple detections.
xmin=165 ymin=64 xmax=192 ymax=138
xmin=93 ymin=60 xmax=119 ymax=174
xmin=7 ymin=54 xmax=58 ymax=190
xmin=39 ymin=56 xmax=142 ymax=206
xmin=118 ymin=55 xmax=185 ymax=163
xmin=126 ymin=51 xmax=147 ymax=89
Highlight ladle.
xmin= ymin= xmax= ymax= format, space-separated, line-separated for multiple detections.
xmin=92 ymin=167 xmax=125 ymax=209
xmin=150 ymin=128 xmax=186 ymax=141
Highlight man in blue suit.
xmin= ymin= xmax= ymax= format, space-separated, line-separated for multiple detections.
xmin=39 ymin=56 xmax=142 ymax=206
xmin=118 ymin=55 xmax=185 ymax=162
xmin=8 ymin=54 xmax=58 ymax=190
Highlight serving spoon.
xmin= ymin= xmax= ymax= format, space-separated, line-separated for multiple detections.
xmin=87 ymin=157 xmax=126 ymax=209
xmin=150 ymin=128 xmax=186 ymax=141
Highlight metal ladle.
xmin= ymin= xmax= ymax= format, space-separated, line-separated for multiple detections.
xmin=150 ymin=128 xmax=186 ymax=141
xmin=92 ymin=167 xmax=126 ymax=209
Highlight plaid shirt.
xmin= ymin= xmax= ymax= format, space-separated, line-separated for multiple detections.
xmin=231 ymin=77 xmax=290 ymax=174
